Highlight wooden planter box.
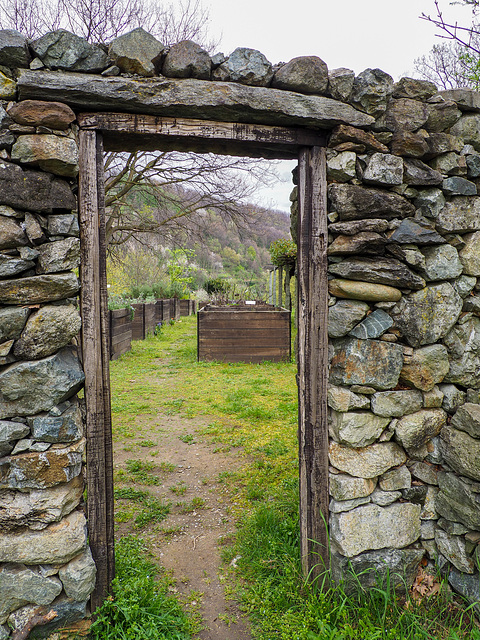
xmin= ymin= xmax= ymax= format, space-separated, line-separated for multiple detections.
xmin=108 ymin=308 xmax=133 ymax=360
xmin=197 ymin=304 xmax=291 ymax=363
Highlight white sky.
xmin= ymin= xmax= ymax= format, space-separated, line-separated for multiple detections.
xmin=202 ymin=0 xmax=475 ymax=210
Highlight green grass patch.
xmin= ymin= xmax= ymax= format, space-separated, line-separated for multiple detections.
xmin=114 ymin=487 xmax=171 ymax=529
xmin=90 ymin=536 xmax=195 ymax=639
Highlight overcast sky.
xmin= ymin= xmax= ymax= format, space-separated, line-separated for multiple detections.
xmin=202 ymin=0 xmax=475 ymax=210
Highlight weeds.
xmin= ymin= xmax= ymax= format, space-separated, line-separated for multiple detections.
xmin=90 ymin=536 xmax=193 ymax=640
xmin=114 ymin=487 xmax=171 ymax=529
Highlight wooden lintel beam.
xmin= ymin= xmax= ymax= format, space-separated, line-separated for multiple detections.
xmin=78 ymin=113 xmax=326 ymax=157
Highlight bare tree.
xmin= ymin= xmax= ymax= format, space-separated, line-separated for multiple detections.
xmin=104 ymin=151 xmax=279 ymax=253
xmin=414 ymin=40 xmax=480 ymax=89
xmin=0 ymin=0 xmax=215 ymax=47
xmin=0 ymin=0 xmax=279 ymax=254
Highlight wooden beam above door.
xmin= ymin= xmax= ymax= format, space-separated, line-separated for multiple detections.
xmin=78 ymin=113 xmax=326 ymax=159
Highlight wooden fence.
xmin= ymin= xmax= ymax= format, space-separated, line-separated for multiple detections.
xmin=108 ymin=298 xmax=197 ymax=360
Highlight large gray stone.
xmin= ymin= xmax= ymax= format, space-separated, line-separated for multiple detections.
xmin=329 ymin=410 xmax=389 ymax=448
xmin=162 ymin=40 xmax=210 ymax=80
xmin=0 ymin=254 xmax=34 ymax=278
xmin=329 ymin=441 xmax=406 ymax=478
xmin=0 ymin=307 xmax=29 ymax=342
xmin=330 ymin=338 xmax=404 ymax=390
xmin=435 ymin=529 xmax=474 ymax=573
xmin=440 ymin=424 xmax=480 ymax=481
xmin=48 ymin=213 xmax=79 ymax=237
xmin=330 ymin=503 xmax=421 ymax=557
xmin=0 ymin=215 xmax=27 ymax=249
xmin=0 ymin=161 xmax=75 ymax=212
xmin=0 ymin=475 xmax=83 ymax=531
xmin=326 ymin=151 xmax=357 ymax=182
xmin=393 ymin=78 xmax=437 ymax=100
xmin=448 ymin=569 xmax=480 ymax=613
xmin=429 ymin=151 xmax=467 ymax=177
xmin=444 ymin=316 xmax=480 ymax=388
xmin=436 ymin=471 xmax=480 ymax=529
xmin=14 ymin=304 xmax=81 ymax=360
xmin=371 ymin=390 xmax=423 ymax=417
xmin=328 ymin=184 xmax=414 ymax=221
xmin=419 ymin=244 xmax=463 ymax=281
xmin=391 ymin=283 xmax=462 ymax=347
xmin=379 ymin=465 xmax=411 ymax=491
xmin=0 ymin=509 xmax=86 ymax=564
xmin=394 ymin=409 xmax=447 ymax=451
xmin=459 ymin=231 xmax=480 ymax=275
xmin=0 ymin=441 xmax=83 ymax=490
xmin=272 ymin=56 xmax=328 ymax=94
xmin=59 ymin=548 xmax=96 ymax=601
xmin=17 ymin=70 xmax=375 ymax=129
xmin=36 ymin=237 xmax=80 ymax=274
xmin=330 ymin=496 xmax=371 ymax=513
xmin=363 ymin=153 xmax=403 ymax=185
xmin=0 ymin=565 xmax=62 ymax=624
xmin=370 ymin=487 xmax=401 ymax=506
xmin=450 ymin=113 xmax=480 ymax=151
xmin=9 ymin=596 xmax=87 ymax=637
xmin=0 ymin=347 xmax=85 ymax=418
xmin=329 ymin=219 xmax=390 ymax=236
xmin=400 ymin=345 xmax=450 ymax=391
xmin=350 ymin=68 xmax=393 ymax=118
xmin=331 ymin=548 xmax=424 ymax=593
xmin=29 ymin=402 xmax=83 ymax=443
xmin=328 ymin=68 xmax=355 ymax=102
xmin=348 ymin=309 xmax=393 ymax=339
xmin=414 ymin=188 xmax=446 ymax=219
xmin=328 ymin=299 xmax=369 ymax=338
xmin=388 ymin=218 xmax=445 ymax=245
xmin=436 ymin=196 xmax=480 ymax=233
xmin=31 ymin=30 xmax=108 ymax=72
xmin=329 ymin=473 xmax=376 ymax=501
xmin=440 ymin=88 xmax=480 ymax=111
xmin=410 ymin=461 xmax=438 ymax=485
xmin=439 ymin=383 xmax=466 ymax=413
xmin=0 ymin=420 xmax=29 ymax=456
xmin=0 ymin=30 xmax=29 ymax=67
xmin=329 ymin=256 xmax=426 ymax=290
xmin=327 ymin=385 xmax=370 ymax=412
xmin=451 ymin=403 xmax=480 ymax=438
xmin=403 ymin=158 xmax=443 ymax=186
xmin=109 ymin=28 xmax=164 ymax=77
xmin=383 ymin=98 xmax=429 ymax=132
xmin=213 ymin=47 xmax=273 ymax=86
xmin=0 ymin=273 xmax=79 ymax=304
xmin=426 ymin=101 xmax=462 ymax=132
xmin=443 ymin=176 xmax=476 ymax=196
xmin=11 ymin=134 xmax=78 ymax=177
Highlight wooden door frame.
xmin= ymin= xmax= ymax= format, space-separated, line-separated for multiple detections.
xmin=78 ymin=114 xmax=330 ymax=607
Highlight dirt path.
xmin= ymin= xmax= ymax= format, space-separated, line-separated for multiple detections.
xmin=113 ymin=409 xmax=252 ymax=640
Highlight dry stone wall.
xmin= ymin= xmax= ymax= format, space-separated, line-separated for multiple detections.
xmin=0 ymin=22 xmax=479 ymax=635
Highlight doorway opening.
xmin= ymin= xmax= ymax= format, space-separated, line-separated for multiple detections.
xmin=77 ymin=113 xmax=329 ymax=608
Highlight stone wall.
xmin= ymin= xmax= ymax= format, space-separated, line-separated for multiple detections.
xmin=0 ymin=22 xmax=479 ymax=636
xmin=0 ymin=41 xmax=96 ymax=637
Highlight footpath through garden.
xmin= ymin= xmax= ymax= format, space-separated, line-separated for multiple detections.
xmin=108 ymin=315 xmax=298 ymax=640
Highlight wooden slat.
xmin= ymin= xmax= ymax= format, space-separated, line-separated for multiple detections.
xmin=79 ymin=130 xmax=114 ymax=612
xmin=111 ymin=308 xmax=131 ymax=319
xmin=78 ymin=113 xmax=326 ymax=159
xmin=297 ymin=146 xmax=329 ymax=580
xmin=111 ymin=329 xmax=132 ymax=343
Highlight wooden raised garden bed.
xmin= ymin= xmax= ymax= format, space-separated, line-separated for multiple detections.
xmin=197 ymin=303 xmax=291 ymax=363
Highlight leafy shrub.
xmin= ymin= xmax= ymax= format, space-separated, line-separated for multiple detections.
xmin=269 ymin=238 xmax=297 ymax=267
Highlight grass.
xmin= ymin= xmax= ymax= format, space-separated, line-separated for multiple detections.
xmin=114 ymin=487 xmax=171 ymax=529
xmin=107 ymin=316 xmax=480 ymax=640
xmin=90 ymin=536 xmax=195 ymax=640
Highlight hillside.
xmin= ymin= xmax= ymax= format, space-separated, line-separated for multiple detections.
xmin=106 ymin=188 xmax=293 ymax=300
